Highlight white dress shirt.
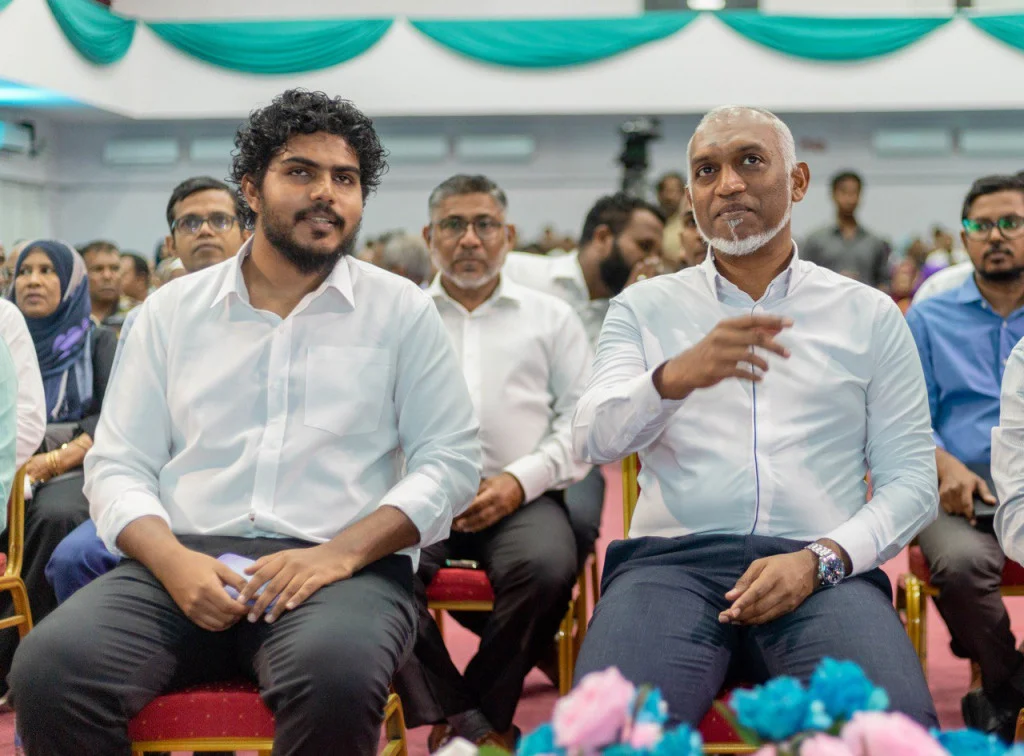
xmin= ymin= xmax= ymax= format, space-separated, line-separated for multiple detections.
xmin=992 ymin=339 xmax=1024 ymax=563
xmin=573 ymin=248 xmax=938 ymax=575
xmin=85 ymin=242 xmax=481 ymax=565
xmin=502 ymin=251 xmax=608 ymax=349
xmin=0 ymin=299 xmax=45 ymax=468
xmin=427 ymin=275 xmax=592 ymax=502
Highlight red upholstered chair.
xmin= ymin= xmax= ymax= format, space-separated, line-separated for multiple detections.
xmin=897 ymin=543 xmax=1024 ymax=678
xmin=622 ymin=454 xmax=756 ymax=755
xmin=0 ymin=466 xmax=33 ymax=640
xmin=127 ymin=680 xmax=409 ymax=756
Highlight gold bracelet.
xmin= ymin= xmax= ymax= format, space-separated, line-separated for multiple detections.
xmin=47 ymin=450 xmax=60 ymax=478
xmin=71 ymin=436 xmax=92 ymax=452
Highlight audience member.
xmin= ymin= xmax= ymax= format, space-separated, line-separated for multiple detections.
xmin=0 ymin=299 xmax=45 ymax=469
xmin=46 ymin=175 xmax=251 ymax=603
xmin=656 ymin=171 xmax=686 ymax=269
xmin=154 ymin=256 xmax=186 ymax=286
xmin=395 ymin=174 xmax=588 ymax=751
xmin=118 ymin=252 xmax=150 ymax=308
xmin=78 ymin=240 xmax=126 ymax=330
xmin=9 ymin=89 xmax=480 ymax=756
xmin=907 ymin=174 xmax=1024 ymax=740
xmin=379 ymin=233 xmax=432 ymax=287
xmin=678 ymin=191 xmax=708 ymax=267
xmin=571 ymin=106 xmax=937 ymax=728
xmin=890 ymin=258 xmax=920 ymax=314
xmin=802 ymin=170 xmax=891 ymax=287
xmin=0 ymin=241 xmax=116 ymax=691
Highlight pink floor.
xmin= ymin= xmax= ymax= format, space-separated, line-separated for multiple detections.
xmin=0 ymin=463 xmax=1014 ymax=754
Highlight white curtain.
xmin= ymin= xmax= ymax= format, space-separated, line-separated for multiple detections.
xmin=0 ymin=179 xmax=49 ymax=249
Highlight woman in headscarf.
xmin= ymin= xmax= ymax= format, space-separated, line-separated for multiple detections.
xmin=0 ymin=240 xmax=116 ymax=680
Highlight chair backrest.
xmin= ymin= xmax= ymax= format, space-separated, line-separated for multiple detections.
xmin=6 ymin=465 xmax=26 ymax=578
xmin=621 ymin=453 xmax=639 ymax=536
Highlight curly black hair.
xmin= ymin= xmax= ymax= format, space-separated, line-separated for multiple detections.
xmin=231 ymin=89 xmax=388 ymax=219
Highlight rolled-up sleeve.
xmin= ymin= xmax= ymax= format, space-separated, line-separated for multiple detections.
xmin=825 ymin=299 xmax=938 ymax=574
xmin=572 ymin=297 xmax=685 ymax=464
xmin=84 ymin=300 xmax=173 ymax=555
xmin=383 ymin=296 xmax=481 ymax=548
xmin=993 ymin=339 xmax=1024 ymax=564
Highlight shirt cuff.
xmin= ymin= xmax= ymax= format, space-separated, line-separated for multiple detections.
xmin=381 ymin=470 xmax=453 ymax=549
xmin=93 ymin=491 xmax=172 ymax=558
xmin=821 ymin=519 xmax=877 ymax=577
xmin=625 ymin=366 xmax=687 ymax=434
xmin=503 ymin=457 xmax=548 ymax=505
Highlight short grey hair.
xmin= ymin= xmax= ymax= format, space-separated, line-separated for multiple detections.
xmin=379 ymin=233 xmax=431 ymax=284
xmin=427 ymin=174 xmax=508 ymax=217
xmin=686 ymin=106 xmax=797 ymax=175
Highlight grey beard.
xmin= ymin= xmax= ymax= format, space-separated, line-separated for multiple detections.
xmin=697 ymin=204 xmax=792 ymax=258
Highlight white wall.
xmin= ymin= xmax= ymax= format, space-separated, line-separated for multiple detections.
xmin=29 ymin=110 xmax=1024 ymax=257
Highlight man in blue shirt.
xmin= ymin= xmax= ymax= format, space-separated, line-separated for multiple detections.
xmin=906 ymin=173 xmax=1024 ymax=740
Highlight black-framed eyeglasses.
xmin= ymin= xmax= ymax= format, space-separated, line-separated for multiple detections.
xmin=962 ymin=215 xmax=1024 ymax=241
xmin=172 ymin=212 xmax=238 ymax=235
xmin=435 ymin=215 xmax=504 ymax=242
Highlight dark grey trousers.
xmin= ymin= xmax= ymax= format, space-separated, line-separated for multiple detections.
xmin=564 ymin=466 xmax=606 ymax=558
xmin=574 ymin=534 xmax=938 ymax=728
xmin=393 ymin=496 xmax=578 ymax=732
xmin=917 ymin=510 xmax=1022 ymax=694
xmin=9 ymin=535 xmax=416 ymax=756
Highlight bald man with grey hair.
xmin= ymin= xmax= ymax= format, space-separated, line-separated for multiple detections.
xmin=571 ymin=105 xmax=937 ymax=728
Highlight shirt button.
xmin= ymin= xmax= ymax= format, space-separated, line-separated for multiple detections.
xmin=249 ymin=510 xmax=256 ymax=521
xmin=1003 ymin=322 xmax=1009 ymax=329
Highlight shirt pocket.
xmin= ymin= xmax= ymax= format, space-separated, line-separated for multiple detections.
xmin=304 ymin=346 xmax=390 ymax=436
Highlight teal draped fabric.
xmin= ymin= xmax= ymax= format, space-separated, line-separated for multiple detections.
xmin=46 ymin=0 xmax=135 ymax=65
xmin=0 ymin=0 xmax=12 ymax=13
xmin=717 ymin=13 xmax=951 ymax=61
xmin=969 ymin=14 xmax=1024 ymax=54
xmin=148 ymin=19 xmax=392 ymax=75
xmin=411 ymin=13 xmax=696 ymax=68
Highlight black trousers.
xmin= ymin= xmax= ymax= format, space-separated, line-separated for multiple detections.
xmin=9 ymin=535 xmax=416 ymax=756
xmin=0 ymin=470 xmax=90 ymax=684
xmin=394 ymin=496 xmax=578 ymax=732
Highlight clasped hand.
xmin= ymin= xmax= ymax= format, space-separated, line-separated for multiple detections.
xmin=717 ymin=550 xmax=818 ymax=626
xmin=452 ymin=473 xmax=525 ymax=533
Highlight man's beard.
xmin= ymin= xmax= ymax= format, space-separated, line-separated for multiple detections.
xmin=260 ymin=200 xmax=358 ymax=276
xmin=598 ymin=239 xmax=633 ymax=295
xmin=977 ymin=246 xmax=1024 ymax=283
xmin=696 ymin=204 xmax=791 ymax=258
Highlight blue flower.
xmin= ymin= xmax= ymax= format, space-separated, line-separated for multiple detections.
xmin=807 ymin=658 xmax=889 ymax=720
xmin=635 ymin=687 xmax=670 ymax=726
xmin=731 ymin=676 xmax=816 ymax=741
xmin=651 ymin=724 xmax=704 ymax=756
xmin=516 ymin=723 xmax=564 ymax=756
xmin=933 ymin=728 xmax=1012 ymax=756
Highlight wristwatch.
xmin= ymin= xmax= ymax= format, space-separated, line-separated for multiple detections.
xmin=804 ymin=542 xmax=845 ymax=587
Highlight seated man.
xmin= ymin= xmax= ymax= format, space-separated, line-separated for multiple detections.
xmin=45 ymin=175 xmax=252 ymax=602
xmin=395 ymin=174 xmax=590 ymax=751
xmin=9 ymin=89 xmax=480 ymax=756
xmin=906 ymin=174 xmax=1024 ymax=739
xmin=571 ymin=106 xmax=938 ymax=727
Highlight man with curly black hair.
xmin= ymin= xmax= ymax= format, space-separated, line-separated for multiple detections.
xmin=9 ymin=89 xmax=481 ymax=756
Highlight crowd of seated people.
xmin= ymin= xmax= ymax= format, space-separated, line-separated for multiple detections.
xmin=1 ymin=89 xmax=1024 ymax=756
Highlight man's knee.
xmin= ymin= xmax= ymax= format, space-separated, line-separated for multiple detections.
xmin=927 ymin=543 xmax=1002 ymax=589
xmin=501 ymin=547 xmax=577 ymax=604
xmin=10 ymin=620 xmax=77 ymax=721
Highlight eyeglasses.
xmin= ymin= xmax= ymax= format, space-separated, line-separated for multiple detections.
xmin=172 ymin=212 xmax=238 ymax=235
xmin=435 ymin=216 xmax=504 ymax=242
xmin=962 ymin=215 xmax=1024 ymax=241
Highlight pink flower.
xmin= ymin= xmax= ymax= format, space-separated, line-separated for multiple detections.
xmin=553 ymin=667 xmax=636 ymax=750
xmin=840 ymin=712 xmax=946 ymax=756
xmin=752 ymin=748 xmax=777 ymax=756
xmin=628 ymin=722 xmax=663 ymax=749
xmin=800 ymin=734 xmax=855 ymax=756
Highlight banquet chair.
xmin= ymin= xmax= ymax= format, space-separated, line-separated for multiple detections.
xmin=622 ymin=454 xmax=755 ymax=755
xmin=0 ymin=465 xmax=33 ymax=640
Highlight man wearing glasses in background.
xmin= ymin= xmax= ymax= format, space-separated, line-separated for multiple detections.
xmin=44 ymin=176 xmax=250 ymax=604
xmin=906 ymin=174 xmax=1024 ymax=741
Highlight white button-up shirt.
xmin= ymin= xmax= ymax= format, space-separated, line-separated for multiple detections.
xmin=85 ymin=242 xmax=481 ymax=565
xmin=428 ymin=275 xmax=592 ymax=502
xmin=572 ymin=248 xmax=938 ymax=574
xmin=992 ymin=339 xmax=1024 ymax=563
xmin=0 ymin=299 xmax=45 ymax=468
xmin=503 ymin=251 xmax=608 ymax=349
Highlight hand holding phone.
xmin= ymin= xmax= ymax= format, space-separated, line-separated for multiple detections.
xmin=218 ymin=553 xmax=277 ymax=611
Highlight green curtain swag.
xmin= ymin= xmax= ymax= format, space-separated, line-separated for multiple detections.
xmin=46 ymin=0 xmax=135 ymax=65
xmin=968 ymin=14 xmax=1024 ymax=54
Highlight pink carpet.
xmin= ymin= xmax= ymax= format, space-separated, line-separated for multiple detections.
xmin=0 ymin=463 xmax=1015 ymax=754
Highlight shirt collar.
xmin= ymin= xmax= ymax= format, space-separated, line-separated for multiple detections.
xmin=955 ymin=272 xmax=984 ymax=305
xmin=427 ymin=272 xmax=523 ymax=312
xmin=210 ymin=237 xmax=356 ymax=309
xmin=699 ymin=242 xmax=801 ymax=305
xmin=551 ymin=251 xmax=590 ymax=294
xmin=831 ymin=223 xmax=865 ymax=239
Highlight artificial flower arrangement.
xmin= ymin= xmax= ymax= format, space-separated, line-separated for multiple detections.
xmin=434 ymin=658 xmax=1024 ymax=756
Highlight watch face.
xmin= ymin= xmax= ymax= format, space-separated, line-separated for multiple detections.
xmin=819 ymin=556 xmax=844 ymax=586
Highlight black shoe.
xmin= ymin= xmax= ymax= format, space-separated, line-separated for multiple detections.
xmin=962 ymin=688 xmax=1019 ymax=743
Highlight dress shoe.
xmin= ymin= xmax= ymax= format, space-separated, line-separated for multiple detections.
xmin=428 ymin=723 xmax=457 ymax=753
xmin=962 ymin=688 xmax=1019 ymax=743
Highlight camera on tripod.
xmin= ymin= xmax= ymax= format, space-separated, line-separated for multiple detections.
xmin=618 ymin=117 xmax=662 ymax=198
